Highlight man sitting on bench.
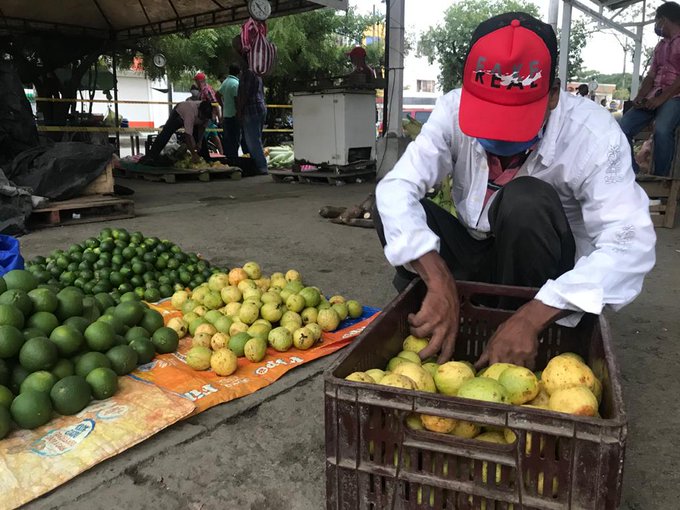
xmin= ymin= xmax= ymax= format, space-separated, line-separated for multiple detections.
xmin=620 ymin=2 xmax=680 ymax=177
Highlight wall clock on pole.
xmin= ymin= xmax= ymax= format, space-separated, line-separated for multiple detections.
xmin=153 ymin=53 xmax=166 ymax=69
xmin=248 ymin=0 xmax=272 ymax=21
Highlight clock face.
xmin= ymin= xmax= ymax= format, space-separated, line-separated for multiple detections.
xmin=248 ymin=0 xmax=272 ymax=21
xmin=153 ymin=54 xmax=166 ymax=68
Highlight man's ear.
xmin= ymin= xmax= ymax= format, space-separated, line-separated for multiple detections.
xmin=548 ymin=85 xmax=560 ymax=110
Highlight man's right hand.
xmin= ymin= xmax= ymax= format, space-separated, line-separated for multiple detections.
xmin=410 ymin=252 xmax=460 ymax=364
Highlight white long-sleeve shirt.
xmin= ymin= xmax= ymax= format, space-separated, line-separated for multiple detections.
xmin=376 ymin=89 xmax=656 ymax=325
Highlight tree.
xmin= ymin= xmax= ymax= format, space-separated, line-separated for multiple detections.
xmin=418 ymin=0 xmax=540 ymax=91
xmin=560 ymin=19 xmax=591 ymax=80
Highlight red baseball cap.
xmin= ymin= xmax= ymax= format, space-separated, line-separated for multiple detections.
xmin=346 ymin=47 xmax=367 ymax=59
xmin=459 ymin=13 xmax=557 ymax=142
xmin=194 ymin=72 xmax=206 ymax=81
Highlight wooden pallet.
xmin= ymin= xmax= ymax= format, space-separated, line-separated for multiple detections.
xmin=30 ymin=195 xmax=135 ymax=228
xmin=115 ymin=164 xmax=242 ymax=183
xmin=269 ymin=161 xmax=376 ymax=184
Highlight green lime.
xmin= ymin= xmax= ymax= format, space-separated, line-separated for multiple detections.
xmin=82 ymin=296 xmax=101 ymax=322
xmin=49 ymin=325 xmax=84 ymax=356
xmin=129 ymin=338 xmax=155 ymax=365
xmin=26 ymin=311 xmax=59 ymax=336
xmin=63 ymin=316 xmax=90 ymax=334
xmin=11 ymin=390 xmax=52 ymax=429
xmin=140 ymin=308 xmax=164 ymax=333
xmin=94 ymin=292 xmax=116 ymax=313
xmin=0 ymin=384 xmax=13 ymax=409
xmin=23 ymin=327 xmax=46 ymax=340
xmin=114 ymin=334 xmax=128 ymax=346
xmin=86 ymin=367 xmax=119 ymax=400
xmin=228 ymin=332 xmax=251 ymax=357
xmin=3 ymin=270 xmax=37 ymax=292
xmin=27 ymin=288 xmax=58 ymax=313
xmin=125 ymin=326 xmax=150 ymax=342
xmin=10 ymin=365 xmax=29 ymax=394
xmin=84 ymin=321 xmax=116 ymax=352
xmin=0 ymin=300 xmax=27 ymax=328
xmin=50 ymin=375 xmax=91 ymax=415
xmin=75 ymin=352 xmax=112 ymax=378
xmin=98 ymin=314 xmax=126 ymax=335
xmin=55 ymin=289 xmax=84 ymax=321
xmin=0 ymin=325 xmax=24 ymax=358
xmin=20 ymin=370 xmax=57 ymax=394
xmin=19 ymin=337 xmax=58 ymax=372
xmin=51 ymin=359 xmax=75 ymax=380
xmin=113 ymin=301 xmax=145 ymax=327
xmin=0 ymin=359 xmax=8 ymax=386
xmin=151 ymin=327 xmax=179 ymax=354
xmin=106 ymin=345 xmax=138 ymax=375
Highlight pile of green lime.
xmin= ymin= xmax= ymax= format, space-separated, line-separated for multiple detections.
xmin=0 ymin=269 xmax=179 ymax=439
xmin=25 ymin=228 xmax=225 ymax=304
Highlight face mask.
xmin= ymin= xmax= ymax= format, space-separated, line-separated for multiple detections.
xmin=477 ymin=134 xmax=540 ymax=156
xmin=655 ymin=20 xmax=665 ymax=37
xmin=191 ymin=90 xmax=200 ymax=99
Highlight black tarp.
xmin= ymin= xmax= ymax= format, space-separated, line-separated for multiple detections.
xmin=7 ymin=142 xmax=115 ymax=201
xmin=0 ymin=62 xmax=39 ymax=167
xmin=0 ymin=169 xmax=33 ymax=235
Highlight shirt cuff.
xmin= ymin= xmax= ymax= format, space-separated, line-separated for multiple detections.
xmin=384 ymin=230 xmax=441 ymax=269
xmin=535 ymin=279 xmax=604 ymax=315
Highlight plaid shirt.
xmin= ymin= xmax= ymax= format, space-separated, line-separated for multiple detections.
xmin=649 ymin=34 xmax=680 ymax=99
xmin=483 ymin=151 xmax=532 ymax=206
xmin=199 ymin=84 xmax=217 ymax=104
xmin=238 ymin=69 xmax=266 ymax=117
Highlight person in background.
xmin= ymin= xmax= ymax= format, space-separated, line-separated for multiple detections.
xmin=600 ymin=98 xmax=608 ymax=107
xmin=347 ymin=47 xmax=376 ymax=81
xmin=188 ymin=84 xmax=200 ymax=101
xmin=233 ymin=37 xmax=268 ymax=175
xmin=620 ymin=1 xmax=680 ymax=176
xmin=577 ymin=84 xmax=589 ymax=97
xmin=194 ymin=72 xmax=220 ymax=121
xmin=204 ymin=120 xmax=224 ymax=155
xmin=217 ymin=63 xmax=243 ymax=158
xmin=143 ymin=100 xmax=212 ymax=163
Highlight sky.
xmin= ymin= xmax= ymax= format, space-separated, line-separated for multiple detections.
xmin=356 ymin=0 xmax=661 ymax=78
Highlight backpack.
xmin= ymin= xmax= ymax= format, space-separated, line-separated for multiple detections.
xmin=240 ymin=18 xmax=277 ymax=77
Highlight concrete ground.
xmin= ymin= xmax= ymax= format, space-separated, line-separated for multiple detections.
xmin=15 ymin=175 xmax=680 ymax=509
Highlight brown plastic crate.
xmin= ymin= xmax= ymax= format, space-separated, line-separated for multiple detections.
xmin=324 ymin=279 xmax=626 ymax=510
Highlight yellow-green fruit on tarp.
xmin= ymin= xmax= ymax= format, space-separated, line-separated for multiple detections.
xmin=203 ymin=291 xmax=223 ymax=310
xmin=379 ymin=373 xmax=416 ymax=389
xmin=243 ymin=288 xmax=262 ymax=302
xmin=450 ymin=420 xmax=481 ymax=439
xmin=238 ymin=302 xmax=259 ymax=325
xmin=475 ymin=431 xmax=506 ymax=444
xmin=210 ymin=332 xmax=230 ymax=350
xmin=208 ymin=273 xmax=230 ymax=292
xmin=247 ymin=322 xmax=271 ymax=341
xmin=332 ymin=303 xmax=348 ymax=321
xmin=457 ymin=377 xmax=509 ymax=404
xmin=284 ymin=269 xmax=301 ymax=282
xmin=528 ymin=380 xmax=550 ymax=407
xmin=192 ymin=286 xmax=210 ymax=304
xmin=188 ymin=317 xmax=207 ymax=336
xmin=268 ymin=327 xmax=293 ymax=352
xmin=166 ymin=317 xmax=188 ymax=338
xmin=548 ymin=386 xmax=598 ymax=416
xmin=300 ymin=307 xmax=318 ymax=325
xmin=317 ymin=308 xmax=340 ymax=332
xmin=305 ymin=323 xmax=323 ymax=341
xmin=211 ymin=348 xmax=238 ymax=376
xmin=434 ymin=361 xmax=475 ymax=396
xmin=224 ymin=302 xmax=242 ymax=317
xmin=299 ymin=287 xmax=321 ymax=308
xmin=244 ymin=337 xmax=267 ymax=363
xmin=192 ymin=332 xmax=212 ymax=349
xmin=243 ymin=261 xmax=262 ymax=280
xmin=192 ymin=306 xmax=207 ymax=317
xmin=396 ymin=350 xmax=421 ymax=365
xmin=237 ymin=279 xmax=256 ymax=292
xmin=421 ymin=362 xmax=439 ymax=378
xmin=345 ymin=372 xmax=375 ymax=383
xmin=498 ymin=366 xmax=539 ymax=405
xmin=402 ymin=335 xmax=429 ymax=353
xmin=214 ymin=316 xmax=233 ymax=335
xmin=228 ymin=332 xmax=251 ymax=357
xmin=195 ymin=323 xmax=217 ymax=337
xmin=229 ymin=320 xmax=248 ymax=337
xmin=293 ymin=327 xmax=315 ymax=350
xmin=281 ymin=311 xmax=302 ymax=329
xmin=483 ymin=362 xmax=516 ymax=381
xmin=346 ymin=300 xmax=362 ymax=319
xmin=220 ymin=286 xmax=242 ymax=304
xmin=260 ymin=302 xmax=284 ymax=323
xmin=365 ymin=369 xmax=385 ymax=383
xmin=261 ymin=291 xmax=282 ymax=305
xmin=255 ymin=277 xmax=271 ymax=292
xmin=285 ymin=294 xmax=305 ymax=314
xmin=392 ymin=363 xmax=436 ymax=392
xmin=542 ymin=355 xmax=597 ymax=396
xmin=186 ymin=346 xmax=213 ymax=370
xmin=421 ymin=414 xmax=456 ymax=433
xmin=405 ymin=413 xmax=424 ymax=430
xmin=329 ymin=295 xmax=345 ymax=305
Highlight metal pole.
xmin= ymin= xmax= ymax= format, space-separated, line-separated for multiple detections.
xmin=382 ymin=0 xmax=390 ymax=137
xmin=112 ymin=49 xmax=120 ymax=154
xmin=548 ymin=0 xmax=559 ymax=33
xmin=387 ymin=0 xmax=404 ymax=137
xmin=167 ymin=73 xmax=173 ymax=118
xmin=631 ymin=24 xmax=643 ymax=97
xmin=558 ymin=1 xmax=572 ymax=88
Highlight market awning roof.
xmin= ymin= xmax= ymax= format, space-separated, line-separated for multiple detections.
xmin=0 ymin=0 xmax=347 ymax=41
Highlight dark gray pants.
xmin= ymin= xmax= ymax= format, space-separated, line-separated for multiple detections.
xmin=375 ymin=176 xmax=576 ymax=293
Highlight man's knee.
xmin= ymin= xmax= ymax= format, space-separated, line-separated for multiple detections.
xmin=491 ymin=177 xmax=561 ymax=230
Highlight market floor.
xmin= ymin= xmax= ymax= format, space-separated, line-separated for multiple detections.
xmin=17 ymin=176 xmax=680 ymax=510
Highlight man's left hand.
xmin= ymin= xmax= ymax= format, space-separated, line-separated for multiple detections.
xmin=474 ymin=299 xmax=567 ymax=371
xmin=474 ymin=314 xmax=540 ymax=370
